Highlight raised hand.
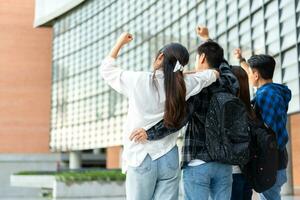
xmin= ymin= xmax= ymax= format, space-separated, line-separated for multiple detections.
xmin=233 ymin=48 xmax=250 ymax=75
xmin=116 ymin=32 xmax=133 ymax=46
xmin=233 ymin=48 xmax=243 ymax=60
xmin=109 ymin=32 xmax=133 ymax=58
xmin=196 ymin=26 xmax=209 ymax=41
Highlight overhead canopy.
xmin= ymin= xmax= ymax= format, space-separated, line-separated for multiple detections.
xmin=34 ymin=0 xmax=86 ymax=27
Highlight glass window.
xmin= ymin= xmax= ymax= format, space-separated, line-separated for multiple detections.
xmin=281 ymin=31 xmax=297 ymax=50
xmin=217 ymin=21 xmax=226 ymax=35
xmin=283 ymin=65 xmax=299 ymax=82
xmin=207 ymin=5 xmax=215 ymax=20
xmin=253 ymin=36 xmax=265 ymax=54
xmin=265 ymin=0 xmax=278 ymax=18
xmin=227 ymin=0 xmax=237 ymax=16
xmin=239 ymin=2 xmax=250 ymax=21
xmin=282 ymin=48 xmax=297 ymax=69
xmin=267 ymin=40 xmax=280 ymax=55
xmin=216 ymin=0 xmax=225 ymax=12
xmin=279 ymin=1 xmax=295 ymax=22
xmin=251 ymin=10 xmax=263 ymax=27
xmin=217 ymin=34 xmax=228 ymax=59
xmin=280 ymin=17 xmax=296 ymax=36
xmin=266 ymin=27 xmax=280 ymax=45
xmin=228 ymin=27 xmax=238 ymax=49
xmin=265 ymin=14 xmax=279 ymax=31
xmin=252 ymin=23 xmax=264 ymax=38
xmin=227 ymin=12 xmax=238 ymax=28
xmin=251 ymin=0 xmax=263 ymax=12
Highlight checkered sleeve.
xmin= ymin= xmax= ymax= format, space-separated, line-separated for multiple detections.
xmin=256 ymin=91 xmax=275 ymax=128
xmin=146 ymin=120 xmax=181 ymax=140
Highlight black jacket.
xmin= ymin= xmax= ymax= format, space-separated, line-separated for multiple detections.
xmin=146 ymin=62 xmax=239 ymax=166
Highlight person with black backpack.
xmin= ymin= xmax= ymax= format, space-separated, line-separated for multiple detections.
xmin=129 ymin=26 xmax=243 ymax=200
xmin=101 ymin=32 xmax=219 ymax=200
xmin=234 ymin=49 xmax=292 ymax=200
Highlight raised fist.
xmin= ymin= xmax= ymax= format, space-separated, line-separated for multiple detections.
xmin=196 ymin=26 xmax=209 ymax=41
xmin=117 ymin=32 xmax=133 ymax=46
xmin=233 ymin=48 xmax=243 ymax=60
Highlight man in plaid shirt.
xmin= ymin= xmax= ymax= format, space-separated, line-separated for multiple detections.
xmin=235 ymin=49 xmax=291 ymax=200
xmin=144 ymin=59 xmax=239 ymax=168
xmin=130 ymin=27 xmax=239 ymax=200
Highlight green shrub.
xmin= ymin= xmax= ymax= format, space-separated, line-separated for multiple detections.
xmin=15 ymin=169 xmax=126 ymax=185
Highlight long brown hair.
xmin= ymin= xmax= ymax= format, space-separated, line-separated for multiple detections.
xmin=232 ymin=66 xmax=256 ymax=119
xmin=157 ymin=43 xmax=189 ymax=128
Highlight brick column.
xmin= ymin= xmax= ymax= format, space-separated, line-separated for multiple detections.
xmin=290 ymin=113 xmax=300 ymax=194
xmin=106 ymin=146 xmax=122 ymax=169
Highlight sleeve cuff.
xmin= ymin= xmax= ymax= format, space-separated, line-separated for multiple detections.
xmin=146 ymin=128 xmax=156 ymax=140
xmin=105 ymin=56 xmax=116 ymax=63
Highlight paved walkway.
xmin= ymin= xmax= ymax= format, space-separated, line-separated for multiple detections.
xmin=2 ymin=195 xmax=300 ymax=200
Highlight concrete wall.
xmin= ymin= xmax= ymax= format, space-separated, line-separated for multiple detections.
xmin=34 ymin=0 xmax=85 ymax=27
xmin=0 ymin=0 xmax=52 ymax=153
xmin=0 ymin=154 xmax=59 ymax=199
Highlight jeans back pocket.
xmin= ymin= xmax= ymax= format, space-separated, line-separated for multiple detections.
xmin=132 ymin=155 xmax=152 ymax=175
xmin=165 ymin=146 xmax=179 ymax=170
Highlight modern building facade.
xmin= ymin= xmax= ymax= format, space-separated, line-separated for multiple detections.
xmin=36 ymin=0 xmax=300 ymax=194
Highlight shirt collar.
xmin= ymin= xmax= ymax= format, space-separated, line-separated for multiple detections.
xmin=154 ymin=69 xmax=164 ymax=78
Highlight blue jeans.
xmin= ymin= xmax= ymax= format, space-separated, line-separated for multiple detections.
xmin=259 ymin=169 xmax=287 ymax=200
xmin=231 ymin=174 xmax=252 ymax=200
xmin=126 ymin=146 xmax=180 ymax=200
xmin=183 ymin=162 xmax=233 ymax=200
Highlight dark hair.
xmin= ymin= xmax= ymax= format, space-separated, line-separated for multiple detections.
xmin=231 ymin=66 xmax=256 ymax=119
xmin=197 ymin=41 xmax=224 ymax=69
xmin=247 ymin=54 xmax=275 ymax=79
xmin=158 ymin=43 xmax=189 ymax=128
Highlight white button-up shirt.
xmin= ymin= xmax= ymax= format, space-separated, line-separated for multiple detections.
xmin=100 ymin=57 xmax=217 ymax=173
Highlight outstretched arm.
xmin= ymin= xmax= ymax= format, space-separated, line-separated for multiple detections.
xmin=109 ymin=32 xmax=133 ymax=58
xmin=129 ymin=97 xmax=195 ymax=142
xmin=129 ymin=121 xmax=184 ymax=143
xmin=233 ymin=48 xmax=251 ymax=76
xmin=100 ymin=33 xmax=140 ymax=96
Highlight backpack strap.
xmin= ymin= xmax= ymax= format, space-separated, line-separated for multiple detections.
xmin=207 ymin=82 xmax=228 ymax=95
xmin=251 ymin=99 xmax=263 ymax=122
xmin=252 ymin=98 xmax=279 ymax=146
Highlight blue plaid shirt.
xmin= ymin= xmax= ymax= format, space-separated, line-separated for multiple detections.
xmin=253 ymin=83 xmax=291 ymax=149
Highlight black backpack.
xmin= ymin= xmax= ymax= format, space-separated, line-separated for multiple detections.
xmin=240 ymin=106 xmax=279 ymax=193
xmin=205 ymin=90 xmax=250 ymax=165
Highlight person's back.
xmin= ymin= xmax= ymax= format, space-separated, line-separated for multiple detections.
xmin=182 ymin=61 xmax=239 ymax=165
xmin=254 ymin=82 xmax=291 ymax=150
xmin=135 ymin=27 xmax=239 ymax=200
xmin=123 ymin=67 xmax=217 ymax=168
xmin=235 ymin=50 xmax=291 ymax=200
xmin=181 ymin=56 xmax=238 ymax=200
xmin=101 ymin=32 xmax=218 ymax=200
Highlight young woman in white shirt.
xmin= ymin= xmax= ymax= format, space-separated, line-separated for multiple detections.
xmin=100 ymin=32 xmax=218 ymax=200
